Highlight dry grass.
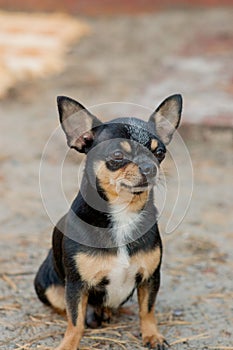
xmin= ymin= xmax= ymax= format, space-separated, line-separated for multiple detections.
xmin=0 ymin=305 xmax=209 ymax=349
xmin=170 ymin=332 xmax=210 ymax=345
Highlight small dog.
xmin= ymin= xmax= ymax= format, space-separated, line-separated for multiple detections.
xmin=35 ymin=94 xmax=182 ymax=350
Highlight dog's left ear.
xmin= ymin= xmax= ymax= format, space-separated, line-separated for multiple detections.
xmin=57 ymin=96 xmax=102 ymax=153
xmin=148 ymin=94 xmax=182 ymax=145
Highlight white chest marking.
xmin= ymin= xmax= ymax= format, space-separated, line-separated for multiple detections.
xmin=105 ymin=205 xmax=144 ymax=307
xmin=106 ymin=247 xmax=138 ymax=308
xmin=110 ymin=204 xmax=144 ymax=246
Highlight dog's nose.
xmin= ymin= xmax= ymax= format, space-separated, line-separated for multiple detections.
xmin=139 ymin=163 xmax=157 ymax=177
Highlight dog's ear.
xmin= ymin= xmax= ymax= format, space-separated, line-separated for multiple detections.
xmin=148 ymin=94 xmax=182 ymax=145
xmin=57 ymin=96 xmax=102 ymax=153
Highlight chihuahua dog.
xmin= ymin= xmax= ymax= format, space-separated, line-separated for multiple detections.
xmin=35 ymin=94 xmax=182 ymax=350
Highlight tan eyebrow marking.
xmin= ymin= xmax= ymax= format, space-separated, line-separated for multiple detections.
xmin=120 ymin=141 xmax=132 ymax=153
xmin=151 ymin=139 xmax=158 ymax=152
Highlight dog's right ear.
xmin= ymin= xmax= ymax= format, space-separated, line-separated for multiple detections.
xmin=57 ymin=96 xmax=102 ymax=153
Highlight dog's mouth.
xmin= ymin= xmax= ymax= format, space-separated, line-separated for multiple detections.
xmin=119 ymin=178 xmax=154 ymax=194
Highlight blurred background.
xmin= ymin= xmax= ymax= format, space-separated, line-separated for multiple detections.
xmin=0 ymin=1 xmax=232 ymax=349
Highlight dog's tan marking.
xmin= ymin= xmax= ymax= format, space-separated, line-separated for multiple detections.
xmin=128 ymin=191 xmax=148 ymax=212
xmin=76 ymin=247 xmax=160 ymax=286
xmin=45 ymin=285 xmax=65 ymax=311
xmin=151 ymin=139 xmax=158 ymax=152
xmin=137 ymin=284 xmax=164 ymax=347
xmin=55 ymin=293 xmax=88 ymax=350
xmin=120 ymin=141 xmax=132 ymax=153
xmin=132 ymin=246 xmax=161 ymax=281
xmin=75 ymin=253 xmax=116 ymax=286
xmin=95 ymin=161 xmax=148 ymax=211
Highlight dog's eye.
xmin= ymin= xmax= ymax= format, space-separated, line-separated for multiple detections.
xmin=155 ymin=148 xmax=165 ymax=161
xmin=111 ymin=150 xmax=124 ymax=161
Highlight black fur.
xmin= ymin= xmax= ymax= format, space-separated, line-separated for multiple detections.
xmin=34 ymin=248 xmax=64 ymax=306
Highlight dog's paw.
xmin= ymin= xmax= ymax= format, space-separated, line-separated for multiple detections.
xmin=142 ymin=332 xmax=169 ymax=349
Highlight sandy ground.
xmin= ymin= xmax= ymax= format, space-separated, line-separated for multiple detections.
xmin=0 ymin=11 xmax=89 ymax=99
xmin=0 ymin=8 xmax=233 ymax=350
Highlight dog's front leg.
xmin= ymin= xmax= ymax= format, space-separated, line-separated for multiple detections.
xmin=55 ymin=279 xmax=88 ymax=350
xmin=137 ymin=268 xmax=168 ymax=349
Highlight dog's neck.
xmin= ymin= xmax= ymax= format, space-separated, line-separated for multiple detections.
xmin=68 ymin=176 xmax=158 ymax=249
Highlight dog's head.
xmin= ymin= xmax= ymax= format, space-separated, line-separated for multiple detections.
xmin=57 ymin=95 xmax=182 ymax=202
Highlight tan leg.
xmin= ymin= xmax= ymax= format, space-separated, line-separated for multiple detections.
xmin=137 ymin=281 xmax=165 ymax=348
xmin=55 ymin=293 xmax=88 ymax=350
xmin=45 ymin=284 xmax=66 ymax=312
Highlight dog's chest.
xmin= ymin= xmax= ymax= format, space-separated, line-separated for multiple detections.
xmin=110 ymin=204 xmax=143 ymax=246
xmin=106 ymin=247 xmax=138 ymax=308
xmin=75 ymin=207 xmax=161 ymax=308
xmin=104 ymin=208 xmax=142 ymax=307
xmin=75 ymin=245 xmax=161 ymax=308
